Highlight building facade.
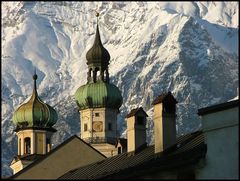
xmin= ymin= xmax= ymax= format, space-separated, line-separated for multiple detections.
xmin=196 ymin=99 xmax=239 ymax=179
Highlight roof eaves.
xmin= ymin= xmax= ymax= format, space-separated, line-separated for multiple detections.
xmin=198 ymin=99 xmax=239 ymax=115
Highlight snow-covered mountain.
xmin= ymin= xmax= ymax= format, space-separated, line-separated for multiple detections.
xmin=1 ymin=2 xmax=238 ymax=177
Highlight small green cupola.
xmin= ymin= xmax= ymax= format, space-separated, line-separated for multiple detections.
xmin=12 ymin=72 xmax=58 ymax=131
xmin=75 ymin=13 xmax=123 ymax=111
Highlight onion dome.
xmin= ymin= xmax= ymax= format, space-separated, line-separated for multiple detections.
xmin=75 ymin=82 xmax=123 ymax=110
xmin=12 ymin=73 xmax=58 ymax=130
xmin=86 ymin=23 xmax=110 ymax=67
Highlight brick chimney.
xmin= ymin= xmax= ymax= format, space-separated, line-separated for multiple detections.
xmin=152 ymin=92 xmax=178 ymax=153
xmin=126 ymin=107 xmax=148 ymax=153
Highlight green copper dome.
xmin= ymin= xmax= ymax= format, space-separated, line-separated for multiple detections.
xmin=75 ymin=82 xmax=123 ymax=110
xmin=12 ymin=73 xmax=58 ymax=129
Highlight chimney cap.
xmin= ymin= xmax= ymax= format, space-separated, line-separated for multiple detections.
xmin=152 ymin=91 xmax=178 ymax=105
xmin=126 ymin=107 xmax=148 ymax=118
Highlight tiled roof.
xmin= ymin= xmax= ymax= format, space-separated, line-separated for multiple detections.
xmin=152 ymin=91 xmax=178 ymax=105
xmin=58 ymin=131 xmax=206 ymax=179
xmin=126 ymin=107 xmax=148 ymax=118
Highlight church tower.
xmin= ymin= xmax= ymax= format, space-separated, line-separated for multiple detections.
xmin=10 ymin=72 xmax=58 ymax=174
xmin=75 ymin=13 xmax=123 ymax=157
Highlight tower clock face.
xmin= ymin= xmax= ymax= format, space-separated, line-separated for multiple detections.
xmin=93 ymin=121 xmax=103 ymax=132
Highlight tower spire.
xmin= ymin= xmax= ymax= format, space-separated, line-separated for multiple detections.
xmin=86 ymin=11 xmax=110 ymax=83
xmin=94 ymin=11 xmax=101 ymax=46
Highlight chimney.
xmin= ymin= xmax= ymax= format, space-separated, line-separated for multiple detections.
xmin=126 ymin=107 xmax=148 ymax=153
xmin=152 ymin=92 xmax=178 ymax=153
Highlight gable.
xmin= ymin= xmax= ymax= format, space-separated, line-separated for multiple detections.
xmin=11 ymin=135 xmax=106 ymax=179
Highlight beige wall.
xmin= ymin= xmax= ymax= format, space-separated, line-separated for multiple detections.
xmin=11 ymin=129 xmax=54 ymax=175
xmin=80 ymin=108 xmax=118 ymax=141
xmin=153 ymin=104 xmax=164 ymax=153
xmin=105 ymin=109 xmax=118 ymax=138
xmin=127 ymin=116 xmax=135 ymax=152
xmin=91 ymin=143 xmax=118 ymax=157
xmin=13 ymin=136 xmax=105 ymax=179
xmin=196 ymin=106 xmax=239 ymax=179
xmin=10 ymin=160 xmax=34 ymax=175
xmin=79 ymin=107 xmax=119 ymax=159
xmin=16 ymin=130 xmax=53 ymax=156
xmin=127 ymin=111 xmax=147 ymax=152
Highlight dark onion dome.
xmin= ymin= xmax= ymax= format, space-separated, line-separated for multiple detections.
xmin=12 ymin=73 xmax=58 ymax=129
xmin=75 ymin=82 xmax=123 ymax=110
xmin=86 ymin=24 xmax=110 ymax=66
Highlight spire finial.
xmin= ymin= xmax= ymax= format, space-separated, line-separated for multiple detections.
xmin=95 ymin=10 xmax=99 ymax=25
xmin=32 ymin=67 xmax=38 ymax=97
xmin=33 ymin=68 xmax=37 ymax=80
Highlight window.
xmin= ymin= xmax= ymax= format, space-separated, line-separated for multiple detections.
xmin=84 ymin=124 xmax=88 ymax=132
xmin=118 ymin=147 xmax=122 ymax=154
xmin=95 ymin=113 xmax=100 ymax=117
xmin=19 ymin=138 xmax=21 ymax=155
xmin=108 ymin=123 xmax=112 ymax=131
xmin=24 ymin=137 xmax=31 ymax=154
xmin=46 ymin=138 xmax=51 ymax=152
xmin=89 ymin=68 xmax=92 ymax=77
xmin=137 ymin=116 xmax=144 ymax=125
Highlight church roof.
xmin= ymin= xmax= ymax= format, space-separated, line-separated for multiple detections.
xmin=10 ymin=135 xmax=106 ymax=179
xmin=12 ymin=73 xmax=58 ymax=130
xmin=75 ymin=82 xmax=123 ymax=110
xmin=58 ymin=131 xmax=206 ymax=179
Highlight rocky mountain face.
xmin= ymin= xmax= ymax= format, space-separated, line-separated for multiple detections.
xmin=1 ymin=2 xmax=238 ymax=177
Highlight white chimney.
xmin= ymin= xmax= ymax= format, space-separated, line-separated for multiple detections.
xmin=152 ymin=92 xmax=178 ymax=153
xmin=126 ymin=107 xmax=148 ymax=153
